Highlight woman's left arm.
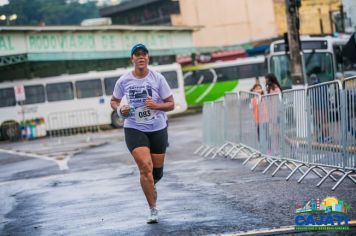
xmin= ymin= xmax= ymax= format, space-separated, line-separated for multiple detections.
xmin=145 ymin=95 xmax=175 ymax=112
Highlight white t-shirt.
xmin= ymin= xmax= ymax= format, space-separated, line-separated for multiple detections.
xmin=113 ymin=69 xmax=172 ymax=132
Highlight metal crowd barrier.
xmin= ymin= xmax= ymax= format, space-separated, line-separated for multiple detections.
xmin=198 ymin=77 xmax=356 ymax=190
xmin=224 ymin=92 xmax=240 ymax=145
xmin=195 ymin=100 xmax=226 ymax=157
xmin=233 ymin=91 xmax=262 ymax=164
xmin=259 ymin=94 xmax=282 ymax=156
xmin=255 ymin=93 xmax=290 ymax=174
xmin=281 ymin=89 xmax=308 ymax=163
xmin=306 ymin=81 xmax=343 ymax=167
xmin=195 ymin=102 xmax=214 ymax=155
xmin=205 ymin=101 xmax=225 ymax=157
xmin=214 ymin=92 xmax=244 ymax=159
xmin=47 ymin=109 xmax=100 ymax=143
xmin=308 ymin=79 xmax=356 ymax=190
xmin=279 ymin=88 xmax=316 ymax=180
xmin=214 ymin=101 xmax=226 ymax=147
xmin=343 ymin=77 xmax=356 ymax=168
xmin=239 ymin=91 xmax=260 ymax=152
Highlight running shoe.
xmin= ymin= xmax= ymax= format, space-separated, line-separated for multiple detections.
xmin=147 ymin=207 xmax=159 ymax=224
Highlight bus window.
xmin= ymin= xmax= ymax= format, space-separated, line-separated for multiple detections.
xmin=104 ymin=77 xmax=119 ymax=95
xmin=46 ymin=82 xmax=74 ymax=102
xmin=183 ymin=72 xmax=195 ymax=86
xmin=215 ymin=66 xmax=238 ymax=81
xmin=334 ymin=45 xmax=356 ymax=76
xmin=305 ymin=53 xmax=333 ymax=83
xmin=24 ymin=85 xmax=45 ymax=105
xmin=238 ymin=63 xmax=264 ymax=78
xmin=196 ymin=69 xmax=214 ymax=84
xmin=270 ymin=55 xmax=292 ymax=89
xmin=333 ymin=45 xmax=344 ymax=73
xmin=75 ymin=79 xmax=103 ymax=99
xmin=342 ymin=58 xmax=356 ymax=77
xmin=161 ymin=71 xmax=178 ymax=89
xmin=0 ymin=87 xmax=16 ymax=107
xmin=183 ymin=69 xmax=214 ymax=86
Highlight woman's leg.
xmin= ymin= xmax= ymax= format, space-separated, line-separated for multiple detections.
xmin=151 ymin=153 xmax=165 ymax=184
xmin=131 ymin=146 xmax=156 ymax=208
xmin=149 ymin=127 xmax=168 ymax=184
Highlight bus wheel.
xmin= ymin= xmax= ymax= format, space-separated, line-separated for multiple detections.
xmin=111 ymin=112 xmax=124 ymax=128
xmin=1 ymin=122 xmax=20 ymax=141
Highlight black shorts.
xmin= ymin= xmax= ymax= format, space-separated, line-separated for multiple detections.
xmin=124 ymin=127 xmax=168 ymax=154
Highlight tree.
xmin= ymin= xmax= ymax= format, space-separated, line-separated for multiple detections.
xmin=0 ymin=0 xmax=99 ymax=26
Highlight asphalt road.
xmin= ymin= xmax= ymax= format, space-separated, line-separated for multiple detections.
xmin=0 ymin=113 xmax=355 ymax=236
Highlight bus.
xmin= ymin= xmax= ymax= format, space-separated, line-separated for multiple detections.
xmin=267 ymin=35 xmax=356 ymax=89
xmin=182 ymin=56 xmax=266 ymax=107
xmin=0 ymin=63 xmax=187 ymax=140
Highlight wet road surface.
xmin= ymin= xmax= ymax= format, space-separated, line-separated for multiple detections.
xmin=0 ymin=113 xmax=355 ymax=235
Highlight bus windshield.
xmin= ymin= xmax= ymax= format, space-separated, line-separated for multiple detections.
xmin=270 ymin=52 xmax=334 ymax=89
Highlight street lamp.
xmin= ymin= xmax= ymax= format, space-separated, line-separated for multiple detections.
xmin=0 ymin=14 xmax=17 ymax=25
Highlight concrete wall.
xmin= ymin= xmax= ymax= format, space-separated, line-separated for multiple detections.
xmin=171 ymin=0 xmax=278 ymax=48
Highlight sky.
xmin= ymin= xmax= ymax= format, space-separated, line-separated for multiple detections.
xmin=0 ymin=0 xmax=8 ymax=6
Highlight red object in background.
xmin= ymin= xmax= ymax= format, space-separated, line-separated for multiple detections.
xmin=176 ymin=48 xmax=247 ymax=65
xmin=176 ymin=55 xmax=193 ymax=65
xmin=210 ymin=49 xmax=246 ymax=62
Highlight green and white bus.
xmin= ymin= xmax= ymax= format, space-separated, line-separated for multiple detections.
xmin=267 ymin=35 xmax=356 ymax=89
xmin=183 ymin=56 xmax=266 ymax=107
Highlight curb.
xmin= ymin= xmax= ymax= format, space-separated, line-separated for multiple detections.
xmin=223 ymin=220 xmax=356 ymax=236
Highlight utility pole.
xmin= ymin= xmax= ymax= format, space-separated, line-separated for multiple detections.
xmin=339 ymin=4 xmax=344 ymax=33
xmin=285 ymin=0 xmax=304 ymax=85
xmin=318 ymin=8 xmax=324 ymax=34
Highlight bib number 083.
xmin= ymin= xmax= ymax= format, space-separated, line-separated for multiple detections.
xmin=135 ymin=106 xmax=154 ymax=123
xmin=139 ymin=110 xmax=151 ymax=118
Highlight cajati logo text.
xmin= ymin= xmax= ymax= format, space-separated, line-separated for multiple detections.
xmin=294 ymin=197 xmax=351 ymax=231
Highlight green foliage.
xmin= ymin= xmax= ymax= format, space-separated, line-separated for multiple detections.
xmin=0 ymin=0 xmax=99 ymax=26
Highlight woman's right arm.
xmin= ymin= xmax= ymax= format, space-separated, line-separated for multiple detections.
xmin=110 ymin=96 xmax=121 ymax=110
xmin=111 ymin=96 xmax=130 ymax=117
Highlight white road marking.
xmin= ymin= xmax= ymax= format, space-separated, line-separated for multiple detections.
xmin=0 ymin=148 xmax=70 ymax=170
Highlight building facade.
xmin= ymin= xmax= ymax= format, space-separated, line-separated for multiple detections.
xmin=170 ymin=0 xmax=278 ymax=48
xmin=100 ymin=0 xmax=180 ymax=25
xmin=273 ymin=0 xmax=343 ymax=35
xmin=101 ymin=0 xmax=279 ymax=48
xmin=101 ymin=0 xmax=349 ymax=50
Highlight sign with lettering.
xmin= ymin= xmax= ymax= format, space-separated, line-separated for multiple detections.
xmin=0 ymin=35 xmax=15 ymax=50
xmin=14 ymin=84 xmax=26 ymax=102
xmin=0 ymin=29 xmax=194 ymax=59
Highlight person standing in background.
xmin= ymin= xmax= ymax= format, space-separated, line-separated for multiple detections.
xmin=263 ymin=73 xmax=282 ymax=154
xmin=265 ymin=73 xmax=282 ymax=94
xmin=250 ymin=83 xmax=264 ymax=141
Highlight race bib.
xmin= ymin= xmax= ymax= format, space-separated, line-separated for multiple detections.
xmin=135 ymin=106 xmax=155 ymax=123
